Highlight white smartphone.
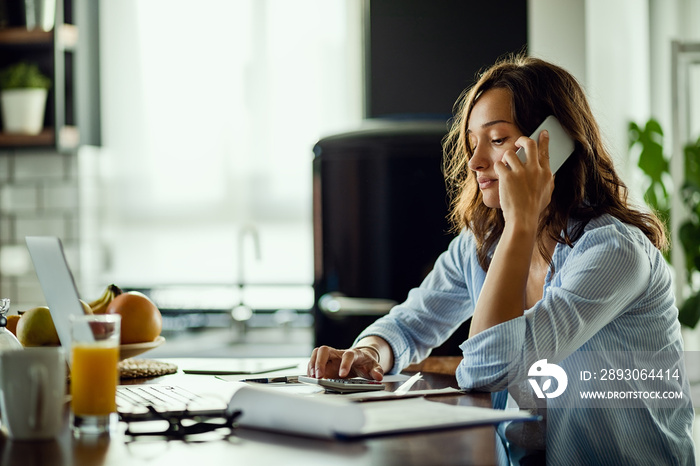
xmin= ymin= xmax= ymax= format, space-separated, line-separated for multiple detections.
xmin=515 ymin=115 xmax=574 ymax=173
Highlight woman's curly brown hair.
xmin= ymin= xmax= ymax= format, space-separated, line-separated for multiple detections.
xmin=443 ymin=55 xmax=667 ymax=271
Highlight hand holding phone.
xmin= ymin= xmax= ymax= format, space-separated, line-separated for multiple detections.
xmin=515 ymin=115 xmax=574 ymax=174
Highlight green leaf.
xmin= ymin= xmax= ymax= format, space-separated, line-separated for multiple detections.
xmin=681 ymin=184 xmax=700 ymax=219
xmin=645 ymin=118 xmax=664 ymax=138
xmin=679 ymin=222 xmax=700 ymax=250
xmin=638 ymin=143 xmax=668 ymax=183
xmin=686 ymin=141 xmax=700 ymax=191
xmin=679 ymin=222 xmax=700 ymax=279
xmin=679 ymin=292 xmax=700 ymax=328
xmin=643 ymin=185 xmax=659 ymax=211
xmin=628 ymin=122 xmax=641 ymax=149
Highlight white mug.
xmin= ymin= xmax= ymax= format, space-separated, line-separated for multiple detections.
xmin=0 ymin=347 xmax=66 ymax=440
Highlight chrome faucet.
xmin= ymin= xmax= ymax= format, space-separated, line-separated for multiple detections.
xmin=237 ymin=223 xmax=261 ymax=291
xmin=231 ymin=224 xmax=261 ymax=328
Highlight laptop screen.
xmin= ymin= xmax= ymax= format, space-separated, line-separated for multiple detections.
xmin=25 ymin=236 xmax=94 ymax=367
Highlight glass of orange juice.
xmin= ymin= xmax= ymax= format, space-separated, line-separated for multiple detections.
xmin=70 ymin=314 xmax=120 ymax=436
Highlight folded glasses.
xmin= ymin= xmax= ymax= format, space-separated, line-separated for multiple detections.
xmin=124 ymin=406 xmax=242 ymax=439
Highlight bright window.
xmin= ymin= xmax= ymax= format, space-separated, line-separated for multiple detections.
xmin=92 ymin=0 xmax=362 ymax=309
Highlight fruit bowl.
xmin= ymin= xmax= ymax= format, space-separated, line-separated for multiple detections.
xmin=119 ymin=336 xmax=165 ymax=360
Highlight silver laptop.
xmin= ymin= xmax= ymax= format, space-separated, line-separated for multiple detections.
xmin=25 ymin=236 xmax=234 ymax=421
xmin=25 ymin=236 xmax=94 ymax=366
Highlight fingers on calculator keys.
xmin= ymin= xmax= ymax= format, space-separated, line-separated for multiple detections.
xmin=297 ymin=376 xmax=385 ymax=393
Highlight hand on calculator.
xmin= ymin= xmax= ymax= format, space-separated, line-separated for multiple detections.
xmin=297 ymin=376 xmax=386 ymax=394
xmin=308 ymin=345 xmax=384 ymax=381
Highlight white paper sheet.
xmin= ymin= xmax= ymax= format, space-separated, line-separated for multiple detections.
xmin=343 ymin=386 xmax=462 ymax=401
xmin=347 ymin=397 xmax=537 ymax=438
xmin=378 ymin=373 xmax=411 ymax=382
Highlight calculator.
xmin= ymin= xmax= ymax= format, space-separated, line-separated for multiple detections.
xmin=298 ymin=376 xmax=386 ymax=394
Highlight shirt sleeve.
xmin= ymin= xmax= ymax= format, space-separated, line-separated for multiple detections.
xmin=355 ymin=231 xmax=477 ymax=374
xmin=456 ymin=224 xmax=653 ymax=391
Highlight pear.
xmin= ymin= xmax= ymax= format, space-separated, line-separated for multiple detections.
xmin=16 ymin=306 xmax=60 ymax=346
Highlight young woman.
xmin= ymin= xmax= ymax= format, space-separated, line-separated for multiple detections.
xmin=307 ymin=56 xmax=695 ymax=464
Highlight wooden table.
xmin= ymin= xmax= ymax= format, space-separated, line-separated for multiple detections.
xmin=0 ymin=358 xmax=498 ymax=466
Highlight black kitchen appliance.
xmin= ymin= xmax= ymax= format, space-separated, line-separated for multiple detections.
xmin=312 ymin=120 xmax=470 ymax=356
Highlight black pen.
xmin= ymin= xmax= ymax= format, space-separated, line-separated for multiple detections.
xmin=240 ymin=375 xmax=300 ymax=383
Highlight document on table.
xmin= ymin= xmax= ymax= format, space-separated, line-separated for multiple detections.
xmin=344 ymin=397 xmax=538 ymax=439
xmin=226 ymin=382 xmax=538 ymax=439
xmin=342 ymin=386 xmax=462 ymax=401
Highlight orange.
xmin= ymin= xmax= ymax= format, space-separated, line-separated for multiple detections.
xmin=105 ymin=292 xmax=162 ymax=344
xmin=5 ymin=314 xmax=20 ymax=336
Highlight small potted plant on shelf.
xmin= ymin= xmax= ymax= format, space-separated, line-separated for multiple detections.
xmin=0 ymin=62 xmax=51 ymax=135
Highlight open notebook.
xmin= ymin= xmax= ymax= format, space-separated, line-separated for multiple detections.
xmin=226 ymin=382 xmax=538 ymax=439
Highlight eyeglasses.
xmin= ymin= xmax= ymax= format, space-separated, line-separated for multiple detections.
xmin=124 ymin=406 xmax=242 ymax=439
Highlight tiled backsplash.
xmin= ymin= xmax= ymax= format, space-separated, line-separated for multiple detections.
xmin=0 ymin=150 xmax=81 ymax=311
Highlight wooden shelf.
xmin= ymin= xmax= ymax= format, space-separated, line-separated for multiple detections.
xmin=0 ymin=126 xmax=80 ymax=150
xmin=0 ymin=25 xmax=77 ymax=49
xmin=0 ymin=128 xmax=54 ymax=147
xmin=0 ymin=27 xmax=52 ymax=45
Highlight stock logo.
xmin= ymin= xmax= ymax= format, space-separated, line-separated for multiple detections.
xmin=528 ymin=359 xmax=568 ymax=398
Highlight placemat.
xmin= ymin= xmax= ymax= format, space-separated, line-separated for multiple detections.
xmin=119 ymin=358 xmax=178 ymax=379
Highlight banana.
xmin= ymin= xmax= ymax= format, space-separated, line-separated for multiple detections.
xmin=88 ymin=284 xmax=123 ymax=314
xmin=87 ymin=287 xmax=111 ymax=308
xmin=87 ymin=286 xmax=112 ymax=311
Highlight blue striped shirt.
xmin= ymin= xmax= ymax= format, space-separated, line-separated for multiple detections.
xmin=356 ymin=214 xmax=695 ymax=465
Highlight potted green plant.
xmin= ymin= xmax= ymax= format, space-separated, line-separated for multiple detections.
xmin=629 ymin=119 xmax=700 ymax=327
xmin=0 ymin=62 xmax=51 ymax=134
